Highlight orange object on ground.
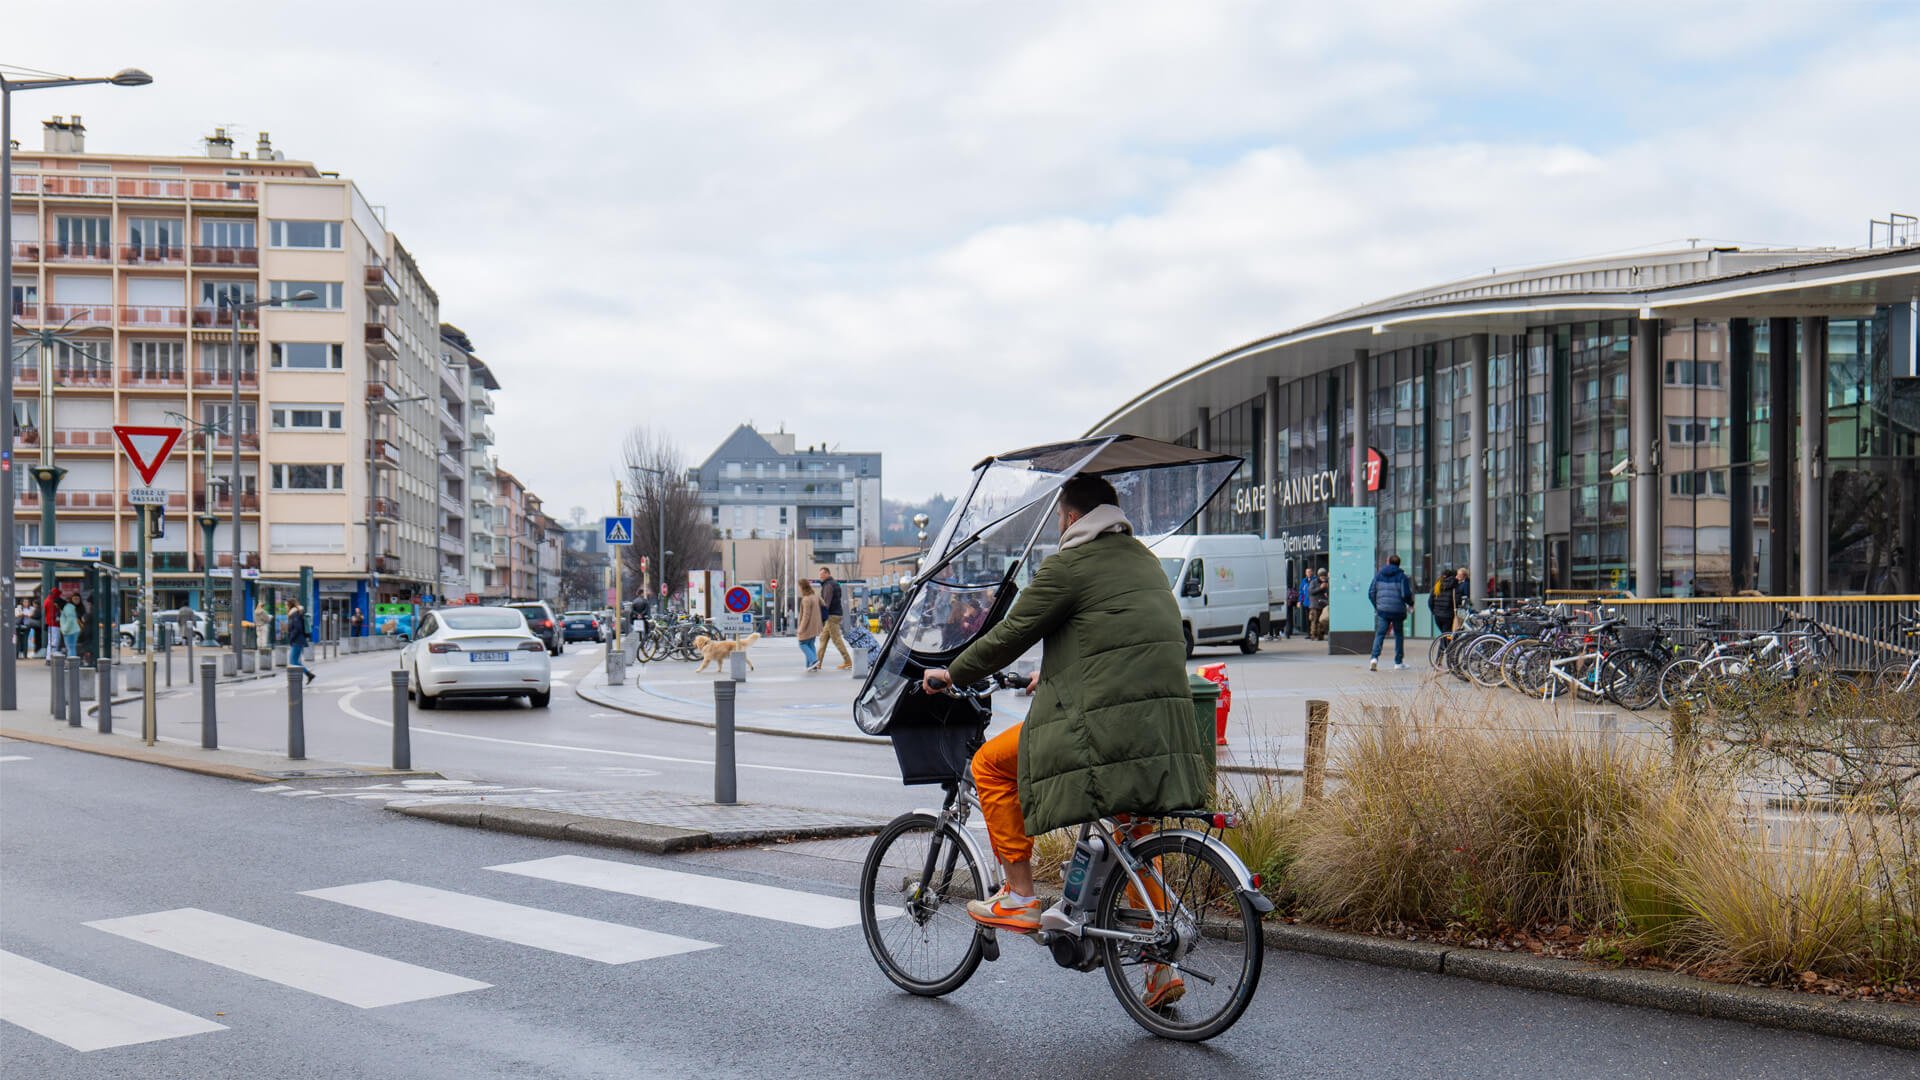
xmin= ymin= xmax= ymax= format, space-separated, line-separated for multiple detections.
xmin=1198 ymin=662 xmax=1232 ymax=745
xmin=971 ymin=722 xmax=1032 ymax=865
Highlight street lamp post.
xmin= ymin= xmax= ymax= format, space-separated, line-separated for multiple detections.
xmin=630 ymin=465 xmax=671 ymax=607
xmin=1 ymin=65 xmax=150 ymax=709
xmin=222 ymin=290 xmax=311 ymax=668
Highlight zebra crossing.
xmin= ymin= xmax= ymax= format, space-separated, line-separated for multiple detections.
xmin=2 ymin=855 xmax=886 ymax=1053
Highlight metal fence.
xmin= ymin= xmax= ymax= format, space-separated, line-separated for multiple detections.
xmin=1578 ymin=596 xmax=1920 ymax=673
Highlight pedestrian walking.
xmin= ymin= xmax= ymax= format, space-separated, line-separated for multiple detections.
xmin=795 ymin=579 xmax=822 ymax=670
xmin=813 ymin=566 xmax=853 ymax=671
xmin=43 ymin=590 xmax=62 ymax=660
xmin=14 ymin=599 xmax=32 ymax=660
xmin=1452 ymin=566 xmax=1472 ymax=631
xmin=349 ymin=607 xmax=365 ymax=638
xmin=253 ymin=600 xmax=270 ymax=650
xmin=1367 ymin=554 xmax=1414 ymax=671
xmin=1429 ymin=566 xmax=1457 ymax=640
xmin=287 ymin=601 xmax=314 ymax=684
xmin=59 ymin=596 xmax=81 ymax=659
xmin=78 ymin=600 xmax=98 ymax=666
xmin=1309 ymin=569 xmax=1330 ymax=641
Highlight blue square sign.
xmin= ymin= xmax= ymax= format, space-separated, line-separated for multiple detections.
xmin=603 ymin=516 xmax=635 ymax=545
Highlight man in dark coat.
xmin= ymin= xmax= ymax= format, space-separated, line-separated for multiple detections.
xmin=1367 ymin=554 xmax=1414 ymax=670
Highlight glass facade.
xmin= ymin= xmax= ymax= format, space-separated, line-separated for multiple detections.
xmin=1164 ymin=307 xmax=1918 ymax=598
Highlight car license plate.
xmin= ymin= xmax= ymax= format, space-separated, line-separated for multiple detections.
xmin=469 ymin=651 xmax=509 ymax=663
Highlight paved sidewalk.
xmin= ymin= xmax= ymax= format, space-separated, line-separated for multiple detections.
xmin=387 ymin=788 xmax=888 ymax=852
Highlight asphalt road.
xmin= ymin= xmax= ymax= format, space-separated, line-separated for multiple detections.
xmin=4 ymin=741 xmax=1914 ymax=1079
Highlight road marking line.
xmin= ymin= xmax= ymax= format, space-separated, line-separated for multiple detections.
xmin=301 ymin=880 xmax=718 ymax=963
xmin=0 ymin=949 xmax=226 ymax=1051
xmin=0 ymin=754 xmax=30 ymax=762
xmin=335 ymin=690 xmax=895 ymax=781
xmin=85 ymin=908 xmax=490 ymax=1008
xmin=487 ymin=855 xmax=899 ymax=929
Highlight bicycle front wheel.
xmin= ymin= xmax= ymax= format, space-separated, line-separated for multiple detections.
xmin=859 ymin=812 xmax=988 ymax=997
xmin=1604 ymin=649 xmax=1662 ymax=711
xmin=1095 ymin=832 xmax=1263 ymax=1042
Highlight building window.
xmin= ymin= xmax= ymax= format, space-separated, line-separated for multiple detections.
xmin=197 ymin=341 xmax=257 ymax=376
xmin=710 ymin=506 xmax=720 ymax=524
xmin=268 ymin=220 xmax=343 ymax=249
xmin=271 ymin=464 xmax=345 ymax=491
xmin=199 ymin=218 xmax=255 ymax=249
xmin=200 ymin=401 xmax=256 ymax=435
xmin=270 ymin=523 xmax=346 ymax=554
xmin=53 ymin=215 xmax=110 ymax=256
xmin=778 ymin=507 xmax=788 ymax=525
xmin=126 ymin=217 xmax=183 ymax=257
xmin=270 ymin=342 xmax=344 ymax=370
xmin=270 ymin=403 xmax=344 ymax=431
xmin=1665 ymin=418 xmax=1721 ymax=446
xmin=270 ymin=281 xmax=344 ymax=309
xmin=200 ymin=280 xmax=256 ymax=309
xmin=128 ymin=340 xmax=183 ymax=379
xmin=1668 ymin=470 xmax=1729 ymax=497
xmin=1664 ymin=359 xmax=1721 ymax=387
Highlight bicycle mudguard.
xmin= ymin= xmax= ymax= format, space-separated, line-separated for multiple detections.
xmin=1150 ymin=829 xmax=1274 ymax=913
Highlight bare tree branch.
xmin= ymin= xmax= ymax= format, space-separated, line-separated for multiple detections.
xmin=618 ymin=427 xmax=714 ymax=604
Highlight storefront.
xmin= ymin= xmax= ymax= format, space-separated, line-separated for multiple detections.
xmin=1091 ymin=244 xmax=1920 ymax=599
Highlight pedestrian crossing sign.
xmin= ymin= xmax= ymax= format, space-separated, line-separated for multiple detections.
xmin=603 ymin=517 xmax=635 ymax=545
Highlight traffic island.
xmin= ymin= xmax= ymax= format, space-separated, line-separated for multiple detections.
xmin=385 ymin=789 xmax=887 ymax=854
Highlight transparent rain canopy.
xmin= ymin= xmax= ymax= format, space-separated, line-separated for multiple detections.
xmin=855 ymin=435 xmax=1242 ymax=735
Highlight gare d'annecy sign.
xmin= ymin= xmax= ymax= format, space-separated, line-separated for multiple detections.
xmin=1229 ymin=468 xmax=1341 ymax=517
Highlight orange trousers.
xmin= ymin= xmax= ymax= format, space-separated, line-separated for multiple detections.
xmin=972 ymin=722 xmax=1030 ymax=866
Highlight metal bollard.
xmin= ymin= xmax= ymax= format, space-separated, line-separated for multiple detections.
xmin=165 ymin=632 xmax=173 ymax=687
xmin=143 ymin=654 xmax=158 ymax=746
xmin=51 ymin=655 xmax=66 ymax=720
xmin=66 ymin=658 xmax=81 ymax=728
xmin=96 ymin=660 xmax=113 ymax=735
xmin=201 ymin=659 xmax=219 ymax=749
xmin=1303 ymin=698 xmax=1329 ymax=802
xmin=714 ymin=679 xmax=737 ymax=804
xmin=729 ymin=650 xmax=746 ymax=683
xmin=287 ymin=667 xmax=305 ymax=760
xmin=390 ymin=669 xmax=411 ymax=771
xmin=185 ymin=628 xmax=194 ymax=684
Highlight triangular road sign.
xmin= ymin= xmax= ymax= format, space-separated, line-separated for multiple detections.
xmin=113 ymin=425 xmax=184 ymax=486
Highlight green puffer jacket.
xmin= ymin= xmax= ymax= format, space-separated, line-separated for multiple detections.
xmin=947 ymin=530 xmax=1210 ymax=835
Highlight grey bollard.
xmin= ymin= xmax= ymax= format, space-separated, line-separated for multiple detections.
xmin=201 ymin=659 xmax=219 ymax=749
xmin=714 ymin=679 xmax=737 ymax=804
xmin=96 ymin=661 xmax=113 ymax=735
xmin=66 ymin=658 xmax=81 ymax=728
xmin=390 ymin=669 xmax=411 ymax=771
xmin=222 ymin=653 xmax=237 ymax=677
xmin=185 ymin=630 xmax=194 ymax=684
xmin=287 ymin=668 xmax=305 ymax=760
xmin=165 ymin=635 xmax=174 ymax=687
xmin=240 ymin=651 xmax=255 ymax=674
xmin=730 ymin=650 xmax=746 ymax=683
xmin=51 ymin=655 xmax=66 ymax=720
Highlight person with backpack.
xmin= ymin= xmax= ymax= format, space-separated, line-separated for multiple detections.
xmin=1309 ymin=569 xmax=1330 ymax=641
xmin=1429 ymin=567 xmax=1457 ymax=637
xmin=1367 ymin=554 xmax=1414 ymax=671
xmin=287 ymin=601 xmax=314 ymax=684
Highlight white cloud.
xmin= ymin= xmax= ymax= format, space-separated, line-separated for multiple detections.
xmin=9 ymin=0 xmax=1914 ymax=512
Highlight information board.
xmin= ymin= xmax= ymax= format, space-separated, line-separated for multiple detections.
xmin=1327 ymin=507 xmax=1378 ymax=634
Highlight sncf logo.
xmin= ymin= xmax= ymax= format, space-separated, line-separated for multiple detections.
xmin=1364 ymin=447 xmax=1385 ymax=493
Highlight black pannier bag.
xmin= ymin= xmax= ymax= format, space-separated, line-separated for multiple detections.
xmin=888 ymin=689 xmax=991 ymax=786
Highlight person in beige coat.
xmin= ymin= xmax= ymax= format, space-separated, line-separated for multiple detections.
xmin=795 ymin=579 xmax=823 ymax=670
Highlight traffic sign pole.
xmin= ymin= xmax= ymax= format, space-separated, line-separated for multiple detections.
xmin=141 ymin=503 xmax=157 ymax=746
xmin=612 ymin=481 xmax=623 ymax=660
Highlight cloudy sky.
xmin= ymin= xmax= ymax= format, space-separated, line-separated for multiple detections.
xmin=12 ymin=1 xmax=1918 ymax=513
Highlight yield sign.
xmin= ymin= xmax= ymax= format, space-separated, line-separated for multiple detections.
xmin=113 ymin=425 xmax=184 ymax=486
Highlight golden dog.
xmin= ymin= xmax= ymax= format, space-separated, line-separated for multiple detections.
xmin=692 ymin=633 xmax=759 ymax=673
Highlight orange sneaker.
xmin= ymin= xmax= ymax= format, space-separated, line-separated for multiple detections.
xmin=1143 ymin=964 xmax=1186 ymax=1009
xmin=966 ymin=892 xmax=1041 ymax=932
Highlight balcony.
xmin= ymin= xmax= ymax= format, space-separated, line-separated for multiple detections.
xmin=188 ymin=179 xmax=259 ymax=203
xmin=208 ymin=430 xmax=260 ymax=451
xmin=369 ymin=495 xmax=399 ymax=520
xmin=44 ymin=241 xmax=113 ymax=264
xmin=54 ymin=364 xmax=115 ymax=389
xmin=365 ymin=262 xmax=398 ymax=304
xmin=193 ymin=367 xmax=259 ymax=389
xmin=210 ymin=551 xmax=262 ymax=570
xmin=369 ymin=438 xmax=401 ymax=470
xmin=365 ymin=323 xmax=399 ymax=362
xmin=115 ymin=177 xmax=188 ymax=200
xmin=122 ymin=365 xmax=187 ymax=389
xmin=372 ymin=553 xmax=399 ymax=575
xmin=14 ymin=488 xmax=117 ymax=511
xmin=437 ymin=400 xmax=461 ymax=434
xmin=192 ymin=305 xmax=258 ymax=330
xmin=193 ymin=490 xmax=260 ymax=513
xmin=32 ymin=175 xmax=114 ymax=198
xmin=119 ymin=243 xmax=185 ymax=266
xmin=11 ymin=241 xmax=39 ymax=263
xmin=438 ymin=490 xmax=462 ymax=516
xmin=191 ymin=245 xmax=258 ymax=268
xmin=46 ymin=427 xmax=116 ymax=450
xmin=366 ymin=369 xmax=400 ymax=409
xmin=439 ymin=531 xmax=464 ymax=556
xmin=10 ymin=361 xmax=34 ymax=385
xmin=120 ymin=305 xmax=189 ymax=329
xmin=10 ymin=302 xmax=38 ymax=325
xmin=41 ymin=303 xmax=114 ymax=328
xmin=438 ymin=451 xmax=462 ymax=476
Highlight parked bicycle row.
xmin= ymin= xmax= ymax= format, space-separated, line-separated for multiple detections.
xmin=1431 ymin=599 xmax=1920 ymax=712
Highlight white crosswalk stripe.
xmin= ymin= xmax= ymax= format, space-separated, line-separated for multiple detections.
xmin=0 ymin=949 xmax=226 ymax=1051
xmin=488 ymin=855 xmax=899 ymax=929
xmin=0 ymin=754 xmax=30 ymax=762
xmin=301 ymin=881 xmax=718 ymax=963
xmin=85 ymin=908 xmax=490 ymax=1008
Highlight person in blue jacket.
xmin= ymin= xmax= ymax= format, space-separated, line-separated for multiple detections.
xmin=1366 ymin=554 xmax=1414 ymax=671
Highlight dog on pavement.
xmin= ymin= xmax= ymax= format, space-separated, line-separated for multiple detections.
xmin=693 ymin=633 xmax=759 ymax=673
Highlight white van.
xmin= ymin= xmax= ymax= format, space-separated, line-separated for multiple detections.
xmin=1148 ymin=534 xmax=1285 ymax=657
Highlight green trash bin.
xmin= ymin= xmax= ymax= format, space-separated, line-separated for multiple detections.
xmin=1188 ymin=674 xmax=1221 ymax=785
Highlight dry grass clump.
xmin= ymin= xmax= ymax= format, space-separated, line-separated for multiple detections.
xmin=1287 ymin=701 xmax=1663 ymax=932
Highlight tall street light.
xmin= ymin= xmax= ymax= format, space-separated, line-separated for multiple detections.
xmin=223 ymin=289 xmax=312 ymax=668
xmin=1 ymin=65 xmax=150 ymax=709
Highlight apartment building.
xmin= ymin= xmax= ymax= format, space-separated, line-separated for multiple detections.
xmin=690 ymin=425 xmax=881 ymax=567
xmin=7 ymin=117 xmax=559 ymax=627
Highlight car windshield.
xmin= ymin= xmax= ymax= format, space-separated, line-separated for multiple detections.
xmin=439 ymin=611 xmax=527 ymax=631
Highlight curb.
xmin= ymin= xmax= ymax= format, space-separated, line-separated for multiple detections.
xmin=0 ymin=724 xmax=442 ymax=786
xmin=1260 ymin=922 xmax=1919 ymax=1051
xmin=387 ymin=801 xmax=883 ymax=854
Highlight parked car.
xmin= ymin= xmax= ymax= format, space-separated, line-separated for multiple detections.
xmin=401 ymin=606 xmax=552 ymax=709
xmin=507 ymin=601 xmax=564 ymax=655
xmin=118 ymin=610 xmax=214 ymax=648
xmin=561 ymin=610 xmax=604 ymax=643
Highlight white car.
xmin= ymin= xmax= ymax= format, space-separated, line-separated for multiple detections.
xmin=119 ymin=610 xmax=214 ymax=648
xmin=402 ymin=606 xmax=552 ymax=709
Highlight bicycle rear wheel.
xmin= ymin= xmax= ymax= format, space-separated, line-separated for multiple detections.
xmin=1603 ymin=649 xmax=1662 ymax=711
xmin=859 ymin=812 xmax=988 ymax=997
xmin=1658 ymin=658 xmax=1704 ymax=709
xmin=1095 ymin=833 xmax=1263 ymax=1042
